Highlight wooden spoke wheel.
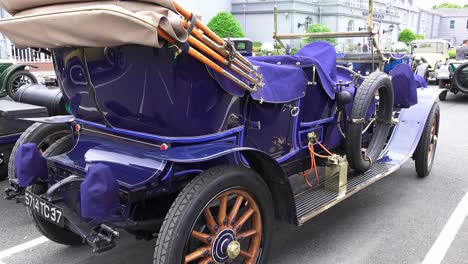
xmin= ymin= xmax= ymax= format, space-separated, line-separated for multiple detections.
xmin=427 ymin=115 xmax=438 ymax=167
xmin=154 ymin=167 xmax=273 ymax=264
xmin=415 ymin=102 xmax=440 ymax=177
xmin=185 ymin=190 xmax=262 ymax=264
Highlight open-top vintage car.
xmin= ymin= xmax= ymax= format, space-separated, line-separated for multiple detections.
xmin=0 ymin=58 xmax=38 ymax=98
xmin=436 ymin=60 xmax=468 ymax=100
xmin=411 ymin=39 xmax=450 ymax=81
xmin=2 ymin=1 xmax=441 ymax=263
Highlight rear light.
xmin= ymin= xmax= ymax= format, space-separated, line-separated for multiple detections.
xmin=160 ymin=143 xmax=169 ymax=151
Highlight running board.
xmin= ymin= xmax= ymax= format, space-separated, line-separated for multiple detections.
xmin=295 ymin=162 xmax=400 ymax=225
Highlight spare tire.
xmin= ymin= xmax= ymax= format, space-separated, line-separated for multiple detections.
xmin=346 ymin=72 xmax=394 ymax=173
xmin=453 ymin=62 xmax=468 ymax=93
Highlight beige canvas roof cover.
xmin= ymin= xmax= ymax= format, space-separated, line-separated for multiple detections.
xmin=0 ymin=0 xmax=188 ymax=48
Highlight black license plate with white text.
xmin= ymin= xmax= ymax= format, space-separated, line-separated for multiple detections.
xmin=25 ymin=191 xmax=64 ymax=227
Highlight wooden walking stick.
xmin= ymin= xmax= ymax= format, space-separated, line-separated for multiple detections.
xmin=172 ymin=0 xmax=261 ymax=78
xmin=157 ymin=28 xmax=258 ymax=92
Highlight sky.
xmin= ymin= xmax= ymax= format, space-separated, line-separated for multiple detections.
xmin=416 ymin=0 xmax=468 ymax=8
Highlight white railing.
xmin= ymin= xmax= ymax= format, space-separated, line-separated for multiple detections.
xmin=11 ymin=46 xmax=52 ymax=63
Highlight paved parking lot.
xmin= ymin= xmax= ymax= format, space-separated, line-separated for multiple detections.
xmin=0 ymin=88 xmax=467 ymax=264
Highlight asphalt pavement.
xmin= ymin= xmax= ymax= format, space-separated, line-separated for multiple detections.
xmin=0 ymin=87 xmax=467 ymax=264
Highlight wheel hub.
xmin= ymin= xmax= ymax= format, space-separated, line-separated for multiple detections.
xmin=212 ymin=229 xmax=237 ymax=263
xmin=227 ymin=241 xmax=241 ymax=260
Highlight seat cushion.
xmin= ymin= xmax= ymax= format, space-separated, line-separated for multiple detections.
xmin=391 ymin=64 xmax=418 ymax=108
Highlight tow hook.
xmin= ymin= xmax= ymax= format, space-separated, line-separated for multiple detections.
xmin=86 ymin=224 xmax=120 ymax=253
xmin=4 ymin=180 xmax=24 ymax=201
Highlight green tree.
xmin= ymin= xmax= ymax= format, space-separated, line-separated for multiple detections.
xmin=416 ymin=34 xmax=425 ymax=40
xmin=432 ymin=2 xmax=462 ymax=8
xmin=207 ymin=12 xmax=245 ymax=38
xmin=464 ymin=4 xmax=468 ymax=7
xmin=399 ymin=28 xmax=418 ymax=44
xmin=302 ymin=24 xmax=337 ymax=46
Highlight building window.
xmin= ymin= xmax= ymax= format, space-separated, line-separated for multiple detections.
xmin=450 ymin=20 xmax=455 ymax=29
xmin=466 ymin=19 xmax=468 ymax=29
xmin=347 ymin=20 xmax=355 ymax=32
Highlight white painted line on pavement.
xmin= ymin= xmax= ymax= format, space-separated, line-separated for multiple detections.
xmin=422 ymin=192 xmax=468 ymax=264
xmin=0 ymin=236 xmax=49 ymax=260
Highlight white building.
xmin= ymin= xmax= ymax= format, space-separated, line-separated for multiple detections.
xmin=0 ymin=1 xmax=465 ymax=59
xmin=436 ymin=8 xmax=468 ymax=46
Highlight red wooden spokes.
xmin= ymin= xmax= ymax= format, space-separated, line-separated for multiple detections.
xmin=184 ymin=190 xmax=262 ymax=264
xmin=218 ymin=195 xmax=228 ymax=227
xmin=184 ymin=246 xmax=211 ymax=263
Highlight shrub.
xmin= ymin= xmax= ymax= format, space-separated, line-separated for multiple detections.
xmin=207 ymin=12 xmax=245 ymax=38
xmin=253 ymin=42 xmax=262 ymax=52
xmin=399 ymin=29 xmax=418 ymax=44
xmin=302 ymin=24 xmax=337 ymax=46
xmin=448 ymin=49 xmax=456 ymax=59
xmin=432 ymin=2 xmax=462 ymax=8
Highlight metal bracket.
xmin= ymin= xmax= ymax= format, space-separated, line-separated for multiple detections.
xmin=350 ymin=118 xmax=366 ymax=124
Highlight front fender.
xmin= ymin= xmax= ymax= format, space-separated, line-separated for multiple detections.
xmin=0 ymin=64 xmax=37 ymax=90
xmin=415 ymin=63 xmax=430 ymax=77
xmin=379 ymin=88 xmax=441 ymax=165
xmin=436 ymin=65 xmax=450 ymax=80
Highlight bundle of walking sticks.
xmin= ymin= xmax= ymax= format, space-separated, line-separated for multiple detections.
xmin=158 ymin=1 xmax=264 ymax=92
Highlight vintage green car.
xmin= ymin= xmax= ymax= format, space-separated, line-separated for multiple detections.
xmin=411 ymin=39 xmax=450 ymax=81
xmin=436 ymin=60 xmax=468 ymax=100
xmin=0 ymin=58 xmax=38 ymax=98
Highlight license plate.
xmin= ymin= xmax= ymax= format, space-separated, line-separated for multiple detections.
xmin=25 ymin=191 xmax=64 ymax=227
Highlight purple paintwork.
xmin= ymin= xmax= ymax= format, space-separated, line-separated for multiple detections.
xmin=14 ymin=41 xmax=440 ymax=231
xmin=379 ymin=88 xmax=440 ymax=164
xmin=48 ymin=129 xmax=166 ymax=189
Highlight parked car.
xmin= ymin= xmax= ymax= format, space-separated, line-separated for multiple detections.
xmin=0 ymin=58 xmax=38 ymax=98
xmin=436 ymin=60 xmax=468 ymax=100
xmin=1 ymin=1 xmax=441 ymax=263
xmin=411 ymin=39 xmax=450 ymax=81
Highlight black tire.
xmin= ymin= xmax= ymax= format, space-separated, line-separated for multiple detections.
xmin=346 ymin=72 xmax=394 ymax=173
xmin=154 ymin=166 xmax=273 ymax=264
xmin=8 ymin=122 xmax=71 ymax=181
xmin=6 ymin=70 xmax=38 ymax=99
xmin=27 ymin=135 xmax=83 ymax=246
xmin=415 ymin=102 xmax=440 ymax=177
xmin=0 ymin=147 xmax=11 ymax=180
xmin=438 ymin=79 xmax=445 ymax=89
xmin=453 ymin=62 xmax=468 ymax=93
xmin=439 ymin=90 xmax=448 ymax=101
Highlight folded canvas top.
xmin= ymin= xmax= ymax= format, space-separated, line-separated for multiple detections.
xmin=0 ymin=0 xmax=176 ymax=14
xmin=0 ymin=0 xmax=188 ymax=48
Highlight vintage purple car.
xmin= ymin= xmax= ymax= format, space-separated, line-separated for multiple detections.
xmin=1 ymin=1 xmax=441 ymax=263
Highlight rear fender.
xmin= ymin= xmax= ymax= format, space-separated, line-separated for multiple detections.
xmin=19 ymin=115 xmax=74 ymax=124
xmin=148 ymin=142 xmax=297 ymax=224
